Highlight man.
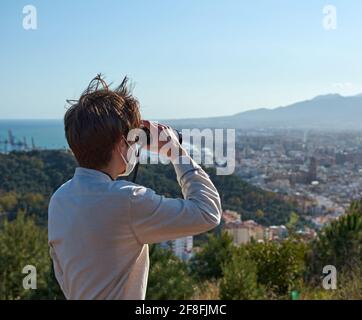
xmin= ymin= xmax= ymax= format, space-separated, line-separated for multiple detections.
xmin=48 ymin=75 xmax=222 ymax=300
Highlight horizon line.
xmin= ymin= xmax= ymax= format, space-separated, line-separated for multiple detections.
xmin=1 ymin=92 xmax=361 ymax=121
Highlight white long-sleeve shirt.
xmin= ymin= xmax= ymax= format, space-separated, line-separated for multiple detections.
xmin=48 ymin=155 xmax=222 ymax=300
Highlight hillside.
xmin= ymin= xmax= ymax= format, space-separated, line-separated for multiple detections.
xmin=0 ymin=150 xmax=298 ymax=226
xmin=164 ymin=94 xmax=362 ymax=130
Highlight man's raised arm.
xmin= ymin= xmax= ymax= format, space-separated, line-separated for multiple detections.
xmin=128 ymin=153 xmax=222 ymax=244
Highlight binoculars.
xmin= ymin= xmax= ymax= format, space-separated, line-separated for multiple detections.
xmin=140 ymin=126 xmax=183 ymax=146
xmin=130 ymin=125 xmax=183 ymax=183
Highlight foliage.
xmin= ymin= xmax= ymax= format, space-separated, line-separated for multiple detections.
xmin=243 ymin=240 xmax=307 ymax=297
xmin=191 ymin=280 xmax=220 ymax=300
xmin=146 ymin=245 xmax=194 ymax=300
xmin=0 ymin=150 xmax=76 ymax=195
xmin=0 ymin=150 xmax=76 ymax=226
xmin=189 ymin=232 xmax=234 ymax=281
xmin=300 ymin=267 xmax=362 ymax=300
xmin=0 ymin=150 xmax=361 ymax=300
xmin=0 ymin=151 xmax=300 ymax=227
xmin=220 ymin=248 xmax=265 ymax=300
xmin=286 ymin=211 xmax=299 ymax=233
xmin=330 ymin=267 xmax=362 ymax=300
xmin=306 ymin=199 xmax=362 ymax=280
xmin=0 ymin=212 xmax=63 ymax=299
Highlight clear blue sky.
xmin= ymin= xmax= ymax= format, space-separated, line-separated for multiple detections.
xmin=1 ymin=0 xmax=362 ymax=119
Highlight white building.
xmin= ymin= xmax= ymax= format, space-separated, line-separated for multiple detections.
xmin=172 ymin=236 xmax=193 ymax=261
xmin=160 ymin=236 xmax=194 ymax=261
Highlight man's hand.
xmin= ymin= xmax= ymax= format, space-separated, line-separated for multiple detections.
xmin=141 ymin=120 xmax=187 ymax=161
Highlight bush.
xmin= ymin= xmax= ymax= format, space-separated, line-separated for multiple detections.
xmin=300 ymin=267 xmax=362 ymax=300
xmin=244 ymin=240 xmax=306 ymax=297
xmin=306 ymin=199 xmax=362 ymax=281
xmin=0 ymin=212 xmax=63 ymax=299
xmin=220 ymin=248 xmax=265 ymax=300
xmin=189 ymin=232 xmax=234 ymax=281
xmin=331 ymin=267 xmax=362 ymax=300
xmin=146 ymin=245 xmax=195 ymax=300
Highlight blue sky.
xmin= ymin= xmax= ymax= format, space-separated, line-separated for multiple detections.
xmin=0 ymin=0 xmax=362 ymax=119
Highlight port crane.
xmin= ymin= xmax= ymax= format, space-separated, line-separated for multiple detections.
xmin=0 ymin=129 xmax=36 ymax=153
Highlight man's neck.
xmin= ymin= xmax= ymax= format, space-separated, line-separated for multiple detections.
xmin=98 ymin=164 xmax=123 ymax=180
xmin=99 ymin=169 xmax=116 ymax=181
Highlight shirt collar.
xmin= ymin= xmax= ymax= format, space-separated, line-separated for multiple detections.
xmin=74 ymin=167 xmax=114 ymax=182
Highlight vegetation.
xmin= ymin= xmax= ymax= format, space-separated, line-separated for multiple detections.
xmin=189 ymin=232 xmax=234 ymax=281
xmin=306 ymin=199 xmax=362 ymax=282
xmin=220 ymin=249 xmax=265 ymax=300
xmin=0 ymin=150 xmax=76 ymax=225
xmin=0 ymin=212 xmax=63 ymax=299
xmin=0 ymin=150 xmax=361 ymax=300
xmin=0 ymin=150 xmax=300 ymax=226
xmin=243 ymin=240 xmax=306 ymax=297
xmin=146 ymin=245 xmax=194 ymax=300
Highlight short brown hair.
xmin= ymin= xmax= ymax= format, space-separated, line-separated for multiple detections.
xmin=64 ymin=74 xmax=141 ymax=169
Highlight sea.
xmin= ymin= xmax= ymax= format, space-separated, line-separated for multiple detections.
xmin=0 ymin=119 xmax=67 ymax=150
xmin=0 ymin=119 xmax=204 ymax=159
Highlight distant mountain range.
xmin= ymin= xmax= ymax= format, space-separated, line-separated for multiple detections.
xmin=164 ymin=93 xmax=362 ymax=130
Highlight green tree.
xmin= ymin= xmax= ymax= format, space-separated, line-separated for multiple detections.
xmin=189 ymin=231 xmax=234 ymax=280
xmin=220 ymin=248 xmax=265 ymax=300
xmin=307 ymin=200 xmax=362 ymax=281
xmin=146 ymin=245 xmax=194 ymax=300
xmin=0 ymin=192 xmax=18 ymax=212
xmin=0 ymin=212 xmax=63 ymax=299
xmin=244 ymin=240 xmax=306 ymax=297
xmin=286 ymin=211 xmax=299 ymax=233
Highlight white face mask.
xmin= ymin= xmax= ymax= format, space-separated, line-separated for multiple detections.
xmin=119 ymin=139 xmax=139 ymax=177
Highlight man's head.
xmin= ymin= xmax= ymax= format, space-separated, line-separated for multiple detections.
xmin=64 ymin=75 xmax=141 ymax=173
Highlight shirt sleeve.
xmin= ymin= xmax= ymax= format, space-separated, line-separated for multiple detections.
xmin=128 ymin=155 xmax=222 ymax=244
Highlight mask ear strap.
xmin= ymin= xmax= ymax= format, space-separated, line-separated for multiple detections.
xmin=131 ymin=161 xmax=139 ymax=183
xmin=131 ymin=141 xmax=140 ymax=183
xmin=122 ymin=135 xmax=140 ymax=183
xmin=122 ymin=136 xmax=131 ymax=148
